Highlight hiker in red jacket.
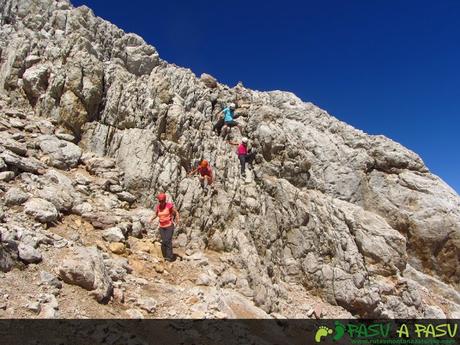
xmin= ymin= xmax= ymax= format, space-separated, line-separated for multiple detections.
xmin=188 ymin=159 xmax=213 ymax=188
xmin=229 ymin=137 xmax=256 ymax=177
xmin=148 ymin=193 xmax=179 ymax=262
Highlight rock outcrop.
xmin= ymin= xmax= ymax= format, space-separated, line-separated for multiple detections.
xmin=58 ymin=246 xmax=113 ymax=303
xmin=0 ymin=0 xmax=458 ymax=319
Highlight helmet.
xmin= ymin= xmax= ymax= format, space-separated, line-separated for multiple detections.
xmin=242 ymin=137 xmax=248 ymax=144
xmin=200 ymin=160 xmax=208 ymax=168
xmin=228 ymin=103 xmax=235 ymax=109
xmin=156 ymin=193 xmax=166 ymax=201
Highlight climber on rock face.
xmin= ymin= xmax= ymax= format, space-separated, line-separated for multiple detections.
xmin=188 ymin=159 xmax=213 ymax=189
xmin=229 ymin=137 xmax=256 ymax=177
xmin=148 ymin=193 xmax=179 ymax=262
xmin=213 ymin=103 xmax=241 ymax=137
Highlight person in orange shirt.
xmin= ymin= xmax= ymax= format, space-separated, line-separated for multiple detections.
xmin=149 ymin=193 xmax=180 ymax=262
xmin=188 ymin=159 xmax=213 ymax=189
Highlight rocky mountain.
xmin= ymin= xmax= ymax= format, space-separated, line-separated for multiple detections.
xmin=0 ymin=0 xmax=459 ymax=319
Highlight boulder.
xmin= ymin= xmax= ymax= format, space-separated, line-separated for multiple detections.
xmin=24 ymin=198 xmax=59 ymax=223
xmin=37 ymin=185 xmax=74 ymax=212
xmin=26 ymin=301 xmax=41 ymax=313
xmin=108 ymin=242 xmax=125 ymax=255
xmin=0 ymin=242 xmax=19 ymax=273
xmin=84 ymin=156 xmax=116 ymax=173
xmin=5 ymin=187 xmax=29 ymax=206
xmin=108 ymin=184 xmax=122 ymax=193
xmin=131 ymin=221 xmax=143 ymax=238
xmin=82 ymin=212 xmax=121 ymax=229
xmin=38 ymin=135 xmax=82 ymax=169
xmin=102 ymin=227 xmax=125 ymax=243
xmin=0 ymin=150 xmax=46 ymax=174
xmin=123 ymin=37 xmax=160 ymax=76
xmin=18 ymin=243 xmax=42 ymax=263
xmin=200 ymin=73 xmax=218 ymax=88
xmin=117 ymin=191 xmax=136 ymax=204
xmin=58 ymin=246 xmax=113 ymax=303
xmin=0 ymin=171 xmax=15 ymax=182
xmin=40 ymin=271 xmax=63 ymax=289
xmin=0 ymin=136 xmax=28 ymax=156
xmin=37 ymin=294 xmax=59 ymax=319
xmin=55 ymin=133 xmax=76 ymax=142
xmin=71 ymin=202 xmax=93 ymax=215
xmin=104 ymin=257 xmax=131 ymax=281
xmin=22 ymin=64 xmax=49 ymax=102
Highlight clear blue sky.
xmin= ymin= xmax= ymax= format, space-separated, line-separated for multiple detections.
xmin=73 ymin=0 xmax=460 ymax=194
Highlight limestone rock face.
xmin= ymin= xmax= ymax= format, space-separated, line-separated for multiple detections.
xmin=0 ymin=0 xmax=459 ymax=319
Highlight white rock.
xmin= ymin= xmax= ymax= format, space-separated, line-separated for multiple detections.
xmin=137 ymin=297 xmax=157 ymax=314
xmin=25 ymin=301 xmax=41 ymax=313
xmin=22 ymin=63 xmax=49 ymax=100
xmin=117 ymin=191 xmax=136 ymax=203
xmin=5 ymin=187 xmax=29 ymax=206
xmin=131 ymin=221 xmax=143 ymax=238
xmin=40 ymin=271 xmax=62 ymax=289
xmin=196 ymin=273 xmax=212 ymax=286
xmin=55 ymin=133 xmax=75 ymax=142
xmin=58 ymin=246 xmax=113 ymax=303
xmin=221 ymin=272 xmax=237 ymax=286
xmin=0 ymin=171 xmax=15 ymax=181
xmin=18 ymin=243 xmax=42 ymax=263
xmin=424 ymin=305 xmax=446 ymax=319
xmin=72 ymin=202 xmax=93 ymax=215
xmin=38 ymin=135 xmax=82 ymax=169
xmin=102 ymin=227 xmax=125 ymax=243
xmin=24 ymin=198 xmax=59 ymax=223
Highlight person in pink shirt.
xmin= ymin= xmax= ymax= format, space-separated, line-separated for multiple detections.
xmin=148 ymin=193 xmax=179 ymax=262
xmin=229 ymin=137 xmax=256 ymax=177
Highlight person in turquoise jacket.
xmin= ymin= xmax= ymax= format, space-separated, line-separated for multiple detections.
xmin=213 ymin=103 xmax=241 ymax=136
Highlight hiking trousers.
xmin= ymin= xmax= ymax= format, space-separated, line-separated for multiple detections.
xmin=238 ymin=151 xmax=256 ymax=175
xmin=159 ymin=225 xmax=174 ymax=260
xmin=213 ymin=118 xmax=224 ymax=136
xmin=239 ymin=155 xmax=247 ymax=175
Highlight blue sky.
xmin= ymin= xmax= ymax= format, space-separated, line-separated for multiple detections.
xmin=73 ymin=0 xmax=460 ymax=194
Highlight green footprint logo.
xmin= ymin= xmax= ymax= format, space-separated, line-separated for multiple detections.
xmin=333 ymin=321 xmax=346 ymax=341
xmin=314 ymin=326 xmax=333 ymax=343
